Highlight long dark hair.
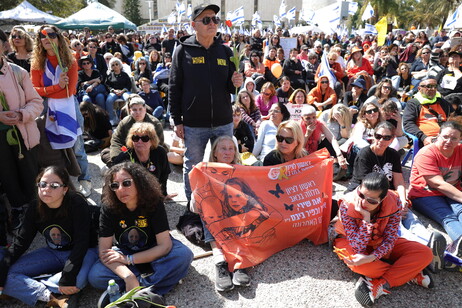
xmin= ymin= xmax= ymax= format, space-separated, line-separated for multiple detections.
xmin=221 ymin=178 xmax=266 ymax=216
xmin=102 ymin=162 xmax=163 ymax=215
xmin=36 ymin=166 xmax=76 ymax=221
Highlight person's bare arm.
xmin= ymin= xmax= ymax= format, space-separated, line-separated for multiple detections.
xmin=424 ymin=174 xmax=462 ymax=203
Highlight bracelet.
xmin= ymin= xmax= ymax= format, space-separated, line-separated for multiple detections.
xmin=129 ymin=254 xmax=134 ymax=266
xmin=341 ymin=126 xmax=346 ymax=129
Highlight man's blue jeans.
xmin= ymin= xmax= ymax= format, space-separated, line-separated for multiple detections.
xmin=412 ymin=195 xmax=462 ymax=241
xmin=105 ymin=92 xmax=130 ymax=125
xmin=2 ymin=247 xmax=98 ymax=306
xmin=73 ymin=97 xmax=90 ymax=181
xmin=183 ymin=123 xmax=233 ymax=201
xmin=87 ymin=238 xmax=193 ymax=295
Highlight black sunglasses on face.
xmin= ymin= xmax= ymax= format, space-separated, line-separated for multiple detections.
xmin=421 ymin=84 xmax=437 ymax=89
xmin=11 ymin=35 xmax=23 ymax=39
xmin=374 ymin=133 xmax=393 ymax=141
xmin=195 ymin=16 xmax=220 ymax=25
xmin=37 ymin=181 xmax=66 ymax=189
xmin=109 ymin=179 xmax=133 ymax=191
xmin=357 ymin=189 xmax=381 ymax=205
xmin=276 ymin=135 xmax=295 ymax=144
xmin=132 ymin=135 xmax=150 ymax=142
xmin=39 ymin=32 xmax=58 ymax=39
xmin=365 ymin=108 xmax=379 ymax=114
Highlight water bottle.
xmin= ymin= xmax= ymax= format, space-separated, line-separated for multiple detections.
xmin=107 ymin=279 xmax=121 ymax=303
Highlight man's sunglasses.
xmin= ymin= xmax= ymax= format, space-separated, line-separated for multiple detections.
xmin=195 ymin=16 xmax=220 ymax=25
xmin=276 ymin=135 xmax=295 ymax=144
xmin=110 ymin=179 xmax=133 ymax=191
xmin=39 ymin=32 xmax=58 ymax=39
xmin=420 ymin=84 xmax=437 ymax=89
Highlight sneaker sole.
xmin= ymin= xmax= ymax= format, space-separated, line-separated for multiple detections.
xmin=354 ymin=278 xmax=373 ymax=307
xmin=215 ymin=284 xmax=234 ymax=292
xmin=232 ymin=275 xmax=251 ymax=287
xmin=428 ymin=232 xmax=446 ymax=273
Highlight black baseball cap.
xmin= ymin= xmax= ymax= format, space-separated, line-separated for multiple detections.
xmin=192 ymin=4 xmax=219 ymax=21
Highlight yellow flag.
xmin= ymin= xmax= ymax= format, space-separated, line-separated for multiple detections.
xmin=375 ymin=17 xmax=388 ymax=46
xmin=393 ymin=16 xmax=398 ymax=27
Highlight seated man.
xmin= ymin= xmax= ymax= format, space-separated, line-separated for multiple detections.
xmin=100 ymin=95 xmax=165 ymax=166
xmin=138 ymin=77 xmax=164 ymax=120
xmin=403 ymin=77 xmax=454 ymax=147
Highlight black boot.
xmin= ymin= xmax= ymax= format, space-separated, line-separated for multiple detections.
xmin=176 ymin=206 xmax=205 ymax=247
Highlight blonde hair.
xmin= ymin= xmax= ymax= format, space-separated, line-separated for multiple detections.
xmin=328 ymin=104 xmax=352 ymax=136
xmin=31 ymin=25 xmax=74 ymax=71
xmin=209 ymin=135 xmax=241 ymax=164
xmin=275 ymin=120 xmax=307 ymax=162
xmin=9 ymin=27 xmax=34 ymax=52
xmin=126 ymin=122 xmax=159 ymax=150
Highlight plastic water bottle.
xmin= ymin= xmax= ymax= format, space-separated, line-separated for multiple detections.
xmin=107 ymin=279 xmax=121 ymax=303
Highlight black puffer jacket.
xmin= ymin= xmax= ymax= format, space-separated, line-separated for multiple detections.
xmin=169 ymin=33 xmax=237 ymax=127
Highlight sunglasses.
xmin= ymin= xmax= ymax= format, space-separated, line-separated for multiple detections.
xmin=81 ymin=62 xmax=91 ymax=65
xmin=111 ymin=63 xmax=119 ymax=67
xmin=37 ymin=181 xmax=66 ymax=189
xmin=374 ymin=133 xmax=393 ymax=141
xmin=195 ymin=16 xmax=220 ymax=25
xmin=421 ymin=52 xmax=430 ymax=55
xmin=39 ymin=32 xmax=58 ymax=39
xmin=11 ymin=35 xmax=23 ymax=39
xmin=131 ymin=135 xmax=150 ymax=142
xmin=74 ymin=43 xmax=81 ymax=47
xmin=365 ymin=108 xmax=379 ymax=114
xmin=320 ymin=81 xmax=329 ymax=84
xmin=263 ymin=92 xmax=271 ymax=96
xmin=420 ymin=84 xmax=437 ymax=89
xmin=88 ymin=45 xmax=97 ymax=49
xmin=109 ymin=179 xmax=133 ymax=191
xmin=276 ymin=135 xmax=295 ymax=144
xmin=139 ymin=62 xmax=147 ymax=65
xmin=106 ymin=36 xmax=112 ymax=38
xmin=382 ymin=86 xmax=391 ymax=90
xmin=357 ymin=189 xmax=381 ymax=205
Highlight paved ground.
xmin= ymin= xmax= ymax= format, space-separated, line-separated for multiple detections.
xmin=1 ymin=127 xmax=461 ymax=308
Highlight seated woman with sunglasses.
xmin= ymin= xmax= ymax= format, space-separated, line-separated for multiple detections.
xmin=113 ymin=122 xmax=173 ymax=199
xmin=252 ymin=103 xmax=290 ymax=162
xmin=333 ymin=172 xmax=434 ymax=307
xmin=364 ymin=79 xmax=402 ymax=112
xmin=77 ymin=56 xmax=107 ymax=109
xmin=0 ymin=166 xmax=98 ymax=307
xmin=307 ymin=76 xmax=337 ymax=112
xmin=88 ymin=162 xmax=193 ymax=297
xmin=255 ymin=82 xmax=278 ymax=118
xmin=105 ymin=57 xmax=132 ymax=125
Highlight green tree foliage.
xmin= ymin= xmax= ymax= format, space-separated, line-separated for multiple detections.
xmin=123 ymin=0 xmax=141 ymax=25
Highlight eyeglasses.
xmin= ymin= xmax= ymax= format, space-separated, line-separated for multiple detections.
xmin=382 ymin=86 xmax=391 ymax=90
xmin=263 ymin=92 xmax=272 ymax=96
xmin=111 ymin=63 xmax=119 ymax=67
xmin=131 ymin=135 xmax=150 ymax=142
xmin=357 ymin=189 xmax=381 ymax=205
xmin=39 ymin=32 xmax=58 ymax=39
xmin=195 ymin=16 xmax=220 ymax=25
xmin=37 ymin=181 xmax=66 ymax=189
xmin=320 ymin=81 xmax=329 ymax=84
xmin=139 ymin=62 xmax=146 ymax=65
xmin=11 ymin=35 xmax=23 ymax=39
xmin=276 ymin=135 xmax=295 ymax=144
xmin=81 ymin=62 xmax=91 ymax=65
xmin=420 ymin=84 xmax=437 ymax=89
xmin=421 ymin=52 xmax=430 ymax=55
xmin=365 ymin=108 xmax=379 ymax=115
xmin=109 ymin=179 xmax=133 ymax=191
xmin=88 ymin=45 xmax=97 ymax=49
xmin=374 ymin=133 xmax=393 ymax=141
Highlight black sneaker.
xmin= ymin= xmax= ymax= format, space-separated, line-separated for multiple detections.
xmin=355 ymin=277 xmax=390 ymax=307
xmin=129 ymin=286 xmax=165 ymax=308
xmin=232 ymin=268 xmax=251 ymax=287
xmin=215 ymin=261 xmax=234 ymax=292
xmin=447 ymin=236 xmax=462 ymax=258
xmin=427 ymin=231 xmax=447 ymax=273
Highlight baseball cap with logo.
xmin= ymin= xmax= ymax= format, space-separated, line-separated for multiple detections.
xmin=191 ymin=3 xmax=220 ymax=21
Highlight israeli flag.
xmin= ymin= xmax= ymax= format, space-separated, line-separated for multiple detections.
xmin=232 ymin=6 xmax=245 ymax=25
xmin=162 ymin=24 xmax=168 ymax=34
xmin=279 ymin=0 xmax=287 ymax=19
xmin=273 ymin=15 xmax=282 ymax=27
xmin=287 ymin=7 xmax=296 ymax=21
xmin=301 ymin=8 xmax=315 ymax=23
xmin=364 ymin=23 xmax=378 ymax=34
xmin=252 ymin=11 xmax=262 ymax=29
xmin=444 ymin=4 xmax=461 ymax=29
xmin=361 ymin=3 xmax=374 ymax=21
xmin=186 ymin=4 xmax=192 ymax=20
xmin=318 ymin=52 xmax=337 ymax=89
xmin=349 ymin=2 xmax=358 ymax=15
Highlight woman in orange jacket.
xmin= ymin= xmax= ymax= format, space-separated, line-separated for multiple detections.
xmin=333 ymin=172 xmax=433 ymax=307
xmin=307 ymin=76 xmax=337 ymax=111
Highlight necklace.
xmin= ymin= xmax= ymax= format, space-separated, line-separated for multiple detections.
xmin=372 ymin=147 xmax=386 ymax=169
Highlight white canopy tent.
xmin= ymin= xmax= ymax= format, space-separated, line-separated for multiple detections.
xmin=0 ymin=1 xmax=62 ymax=24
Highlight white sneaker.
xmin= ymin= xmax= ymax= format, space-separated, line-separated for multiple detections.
xmin=79 ymin=180 xmax=92 ymax=198
xmin=100 ymin=165 xmax=109 ymax=177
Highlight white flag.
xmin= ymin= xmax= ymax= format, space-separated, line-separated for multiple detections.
xmin=361 ymin=3 xmax=374 ymax=21
xmin=287 ymin=7 xmax=296 ymax=21
xmin=349 ymin=2 xmax=358 ymax=15
xmin=279 ymin=0 xmax=287 ymax=19
xmin=232 ymin=6 xmax=245 ymax=25
xmin=186 ymin=4 xmax=192 ymax=20
xmin=273 ymin=15 xmax=282 ymax=27
xmin=444 ymin=4 xmax=462 ymax=29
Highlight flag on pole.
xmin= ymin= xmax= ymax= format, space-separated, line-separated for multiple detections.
xmin=444 ymin=4 xmax=462 ymax=29
xmin=364 ymin=23 xmax=378 ymax=34
xmin=279 ymin=0 xmax=287 ymax=19
xmin=286 ymin=7 xmax=296 ymax=21
xmin=176 ymin=1 xmax=185 ymax=23
xmin=232 ymin=6 xmax=245 ymax=26
xmin=300 ymin=8 xmax=315 ymax=24
xmin=167 ymin=11 xmax=177 ymax=24
xmin=162 ymin=24 xmax=168 ymax=35
xmin=375 ymin=17 xmax=388 ymax=46
xmin=273 ymin=15 xmax=282 ymax=28
xmin=187 ymin=4 xmax=192 ymax=20
xmin=348 ymin=2 xmax=358 ymax=15
xmin=252 ymin=11 xmax=263 ymax=30
xmin=361 ymin=2 xmax=374 ymax=21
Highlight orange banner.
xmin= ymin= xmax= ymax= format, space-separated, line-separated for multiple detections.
xmin=189 ymin=148 xmax=333 ymax=270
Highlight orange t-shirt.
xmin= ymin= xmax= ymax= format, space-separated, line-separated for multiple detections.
xmin=416 ymin=103 xmax=447 ymax=138
xmin=409 ymin=143 xmax=462 ymax=199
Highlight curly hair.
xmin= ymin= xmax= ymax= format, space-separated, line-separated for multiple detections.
xmin=9 ymin=27 xmax=34 ymax=52
xmin=31 ymin=25 xmax=74 ymax=71
xmin=102 ymin=162 xmax=163 ymax=215
xmin=126 ymin=122 xmax=159 ymax=150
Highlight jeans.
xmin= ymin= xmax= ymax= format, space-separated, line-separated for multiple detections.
xmin=399 ymin=209 xmax=432 ymax=245
xmin=412 ymin=196 xmax=462 ymax=241
xmin=105 ymin=92 xmax=130 ymax=125
xmin=152 ymin=106 xmax=164 ymax=120
xmin=73 ymin=97 xmax=90 ymax=181
xmin=183 ymin=123 xmax=233 ymax=201
xmin=88 ymin=238 xmax=193 ymax=295
xmin=82 ymin=84 xmax=107 ymax=108
xmin=2 ymin=247 xmax=98 ymax=306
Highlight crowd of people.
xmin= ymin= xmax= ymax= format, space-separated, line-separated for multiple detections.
xmin=0 ymin=2 xmax=462 ymax=307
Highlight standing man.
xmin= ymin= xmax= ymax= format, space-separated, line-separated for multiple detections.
xmin=161 ymin=28 xmax=179 ymax=56
xmin=169 ymin=3 xmax=243 ymax=240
